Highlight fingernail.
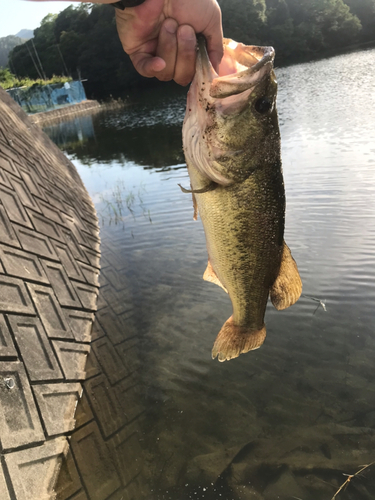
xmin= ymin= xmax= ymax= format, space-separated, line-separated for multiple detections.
xmin=178 ymin=25 xmax=196 ymax=41
xmin=165 ymin=21 xmax=177 ymax=35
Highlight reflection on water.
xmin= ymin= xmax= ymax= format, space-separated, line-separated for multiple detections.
xmin=43 ymin=114 xmax=96 ymax=149
xmin=48 ymin=49 xmax=375 ymax=500
xmin=50 ymin=85 xmax=187 ymax=169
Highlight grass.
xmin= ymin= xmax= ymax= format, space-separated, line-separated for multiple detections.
xmin=0 ymin=68 xmax=72 ymax=90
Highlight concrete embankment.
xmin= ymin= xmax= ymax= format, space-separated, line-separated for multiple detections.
xmin=29 ymin=100 xmax=102 ymax=125
xmin=0 ymin=87 xmax=100 ymax=499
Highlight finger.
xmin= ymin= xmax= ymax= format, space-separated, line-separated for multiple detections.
xmin=202 ymin=8 xmax=224 ymax=73
xmin=174 ymin=25 xmax=196 ymax=86
xmin=155 ymin=18 xmax=178 ymax=81
xmin=130 ymin=53 xmax=166 ymax=78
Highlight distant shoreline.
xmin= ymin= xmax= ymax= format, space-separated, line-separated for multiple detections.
xmin=275 ymin=39 xmax=375 ymax=68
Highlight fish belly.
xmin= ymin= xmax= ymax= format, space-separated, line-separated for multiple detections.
xmin=188 ymin=161 xmax=285 ymax=358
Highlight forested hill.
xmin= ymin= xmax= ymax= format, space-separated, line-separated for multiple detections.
xmin=0 ymin=35 xmax=25 ymax=68
xmin=7 ymin=0 xmax=375 ymax=95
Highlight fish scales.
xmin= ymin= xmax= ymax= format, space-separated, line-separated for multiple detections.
xmin=182 ymin=37 xmax=302 ymax=362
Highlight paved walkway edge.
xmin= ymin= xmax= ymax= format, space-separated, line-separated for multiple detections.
xmin=0 ymin=87 xmax=100 ymax=500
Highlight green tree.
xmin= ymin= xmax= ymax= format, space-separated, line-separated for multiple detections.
xmin=0 ymin=35 xmax=25 ymax=68
xmin=219 ymin=0 xmax=267 ymax=44
xmin=263 ymin=0 xmax=361 ymax=62
xmin=0 ymin=68 xmax=16 ymax=87
xmin=262 ymin=0 xmax=295 ymax=59
xmin=344 ymin=0 xmax=375 ymax=40
xmin=6 ymin=0 xmax=370 ymax=96
xmin=54 ymin=4 xmax=91 ymax=43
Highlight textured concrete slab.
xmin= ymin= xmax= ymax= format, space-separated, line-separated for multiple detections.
xmin=80 ymin=233 xmax=100 ymax=254
xmin=0 ymin=276 xmax=36 ymax=314
xmin=0 ymin=463 xmax=11 ymax=500
xmin=8 ymin=174 xmax=42 ymax=213
xmin=0 ymin=313 xmax=17 ymax=358
xmin=81 ymin=246 xmax=101 ymax=269
xmin=18 ymin=164 xmax=47 ymax=200
xmin=83 ymin=347 xmax=102 ymax=380
xmin=90 ymin=316 xmax=106 ymax=340
xmin=4 ymin=437 xmax=68 ymax=500
xmin=70 ymin=422 xmax=121 ymax=500
xmin=100 ymin=268 xmax=127 ymax=292
xmin=13 ymin=225 xmax=58 ymax=260
xmin=53 ymin=241 xmax=85 ymax=281
xmin=108 ymin=425 xmax=144 ymax=488
xmin=85 ymin=374 xmax=127 ymax=438
xmin=96 ymin=307 xmax=127 ymax=345
xmin=0 ymin=185 xmax=33 ymax=228
xmin=0 ymin=166 xmax=12 ymax=188
xmin=74 ymin=390 xmax=94 ymax=430
xmin=27 ymin=210 xmax=64 ymax=242
xmin=38 ymin=199 xmax=66 ymax=225
xmin=41 ymin=260 xmax=81 ymax=308
xmin=8 ymin=316 xmax=63 ymax=381
xmin=63 ymin=490 xmax=88 ymax=500
xmin=0 ymin=151 xmax=18 ymax=175
xmin=33 ymin=383 xmax=82 ymax=436
xmin=60 ymin=227 xmax=89 ymax=263
xmin=0 ymin=229 xmax=19 ymax=260
xmin=53 ymin=449 xmax=83 ymax=500
xmin=0 ymin=204 xmax=21 ymax=247
xmin=92 ymin=337 xmax=128 ymax=385
xmin=52 ymin=341 xmax=90 ymax=380
xmin=63 ymin=309 xmax=94 ymax=343
xmin=0 ymin=244 xmax=49 ymax=283
xmin=73 ymin=282 xmax=98 ymax=311
xmin=0 ymin=361 xmax=44 ymax=450
xmin=99 ymin=285 xmax=131 ymax=316
xmin=27 ymin=283 xmax=74 ymax=340
xmin=78 ymin=262 xmax=100 ymax=287
xmin=0 ymin=86 xmax=100 ymax=499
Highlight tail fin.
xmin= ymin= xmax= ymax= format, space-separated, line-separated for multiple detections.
xmin=212 ymin=316 xmax=266 ymax=362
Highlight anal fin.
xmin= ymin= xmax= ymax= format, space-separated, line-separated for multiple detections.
xmin=270 ymin=242 xmax=302 ymax=310
xmin=203 ymin=261 xmax=228 ymax=293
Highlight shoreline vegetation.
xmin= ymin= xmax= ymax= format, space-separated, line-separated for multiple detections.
xmin=0 ymin=72 xmax=72 ymax=91
xmin=1 ymin=0 xmax=374 ymax=98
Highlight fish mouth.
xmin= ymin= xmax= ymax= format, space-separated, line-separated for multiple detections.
xmin=196 ymin=35 xmax=275 ymax=100
xmin=182 ymin=37 xmax=276 ymax=187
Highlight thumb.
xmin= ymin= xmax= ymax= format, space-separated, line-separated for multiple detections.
xmin=130 ymin=53 xmax=166 ymax=78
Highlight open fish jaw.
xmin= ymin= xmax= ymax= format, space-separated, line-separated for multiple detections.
xmin=183 ymin=37 xmax=278 ymax=187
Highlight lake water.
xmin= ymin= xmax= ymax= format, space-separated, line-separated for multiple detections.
xmin=46 ymin=47 xmax=375 ymax=500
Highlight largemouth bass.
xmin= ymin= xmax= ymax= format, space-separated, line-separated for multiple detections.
xmin=182 ymin=37 xmax=302 ymax=362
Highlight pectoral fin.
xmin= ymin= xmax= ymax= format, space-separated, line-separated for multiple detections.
xmin=270 ymin=242 xmax=302 ymax=310
xmin=203 ymin=261 xmax=228 ymax=293
xmin=178 ymin=182 xmax=217 ymax=194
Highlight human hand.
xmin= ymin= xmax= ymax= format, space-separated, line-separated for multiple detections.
xmin=115 ymin=0 xmax=223 ymax=85
xmin=30 ymin=0 xmax=223 ymax=86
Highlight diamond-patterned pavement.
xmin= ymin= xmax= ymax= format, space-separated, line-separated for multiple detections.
xmin=0 ymin=88 xmax=100 ymax=498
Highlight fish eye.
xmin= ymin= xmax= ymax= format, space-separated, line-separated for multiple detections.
xmin=254 ymin=97 xmax=273 ymax=114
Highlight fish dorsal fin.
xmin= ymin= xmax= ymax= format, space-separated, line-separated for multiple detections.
xmin=270 ymin=242 xmax=302 ymax=310
xmin=203 ymin=260 xmax=228 ymax=293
